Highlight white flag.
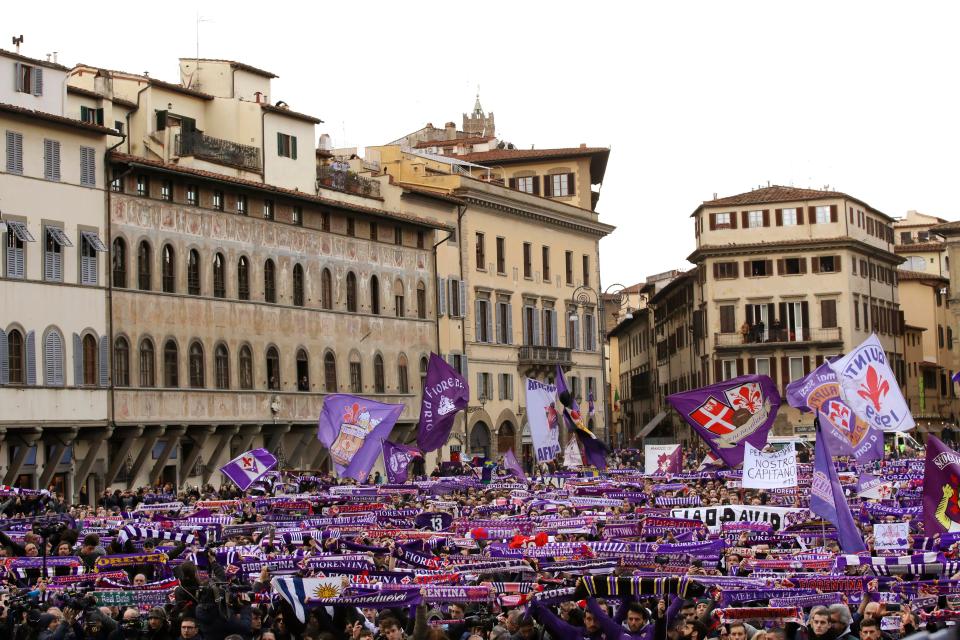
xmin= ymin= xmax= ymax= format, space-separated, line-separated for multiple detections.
xmin=742 ymin=443 xmax=797 ymax=489
xmin=828 ymin=333 xmax=914 ymax=432
xmin=563 ymin=438 xmax=583 ymax=468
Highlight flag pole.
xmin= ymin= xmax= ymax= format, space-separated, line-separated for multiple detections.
xmin=814 ymin=415 xmax=829 ymax=548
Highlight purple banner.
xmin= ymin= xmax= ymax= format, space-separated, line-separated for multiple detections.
xmin=923 ymin=435 xmax=960 ymax=535
xmin=318 ymin=394 xmax=404 ymax=482
xmin=417 ymin=353 xmax=469 ymax=452
xmin=382 ymin=440 xmax=420 ymax=484
xmin=219 ymin=448 xmax=278 ymax=491
xmin=667 ymin=374 xmax=781 ymax=468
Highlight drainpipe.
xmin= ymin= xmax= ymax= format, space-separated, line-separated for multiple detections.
xmin=260 ymin=108 xmax=267 ymax=180
xmin=104 ymin=133 xmax=127 ymax=453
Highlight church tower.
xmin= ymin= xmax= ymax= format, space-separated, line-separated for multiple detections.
xmin=462 ymin=94 xmax=495 ymax=137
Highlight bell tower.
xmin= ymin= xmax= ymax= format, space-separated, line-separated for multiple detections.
xmin=462 ymin=92 xmax=495 ymax=137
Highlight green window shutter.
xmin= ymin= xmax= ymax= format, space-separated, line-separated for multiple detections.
xmin=277 ymin=132 xmax=283 ymax=155
xmin=291 ymin=136 xmax=297 ymax=159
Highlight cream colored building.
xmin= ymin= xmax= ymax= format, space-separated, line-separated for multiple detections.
xmin=689 ymin=186 xmax=905 ymax=435
xmin=367 ymin=132 xmax=614 ymax=466
xmin=1 ymin=49 xmax=121 ymax=497
xmin=893 ymin=211 xmax=959 ymax=433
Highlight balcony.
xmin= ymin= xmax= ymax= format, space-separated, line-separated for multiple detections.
xmin=518 ymin=345 xmax=573 ymax=368
xmin=175 ymin=132 xmax=262 ymax=171
xmin=317 ymin=165 xmax=381 ymax=198
xmin=714 ymin=327 xmax=843 ymax=350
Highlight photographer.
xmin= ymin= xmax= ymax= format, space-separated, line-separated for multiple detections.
xmin=109 ymin=608 xmax=145 ymax=640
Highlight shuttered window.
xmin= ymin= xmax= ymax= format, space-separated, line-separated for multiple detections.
xmin=5 ymin=131 xmax=23 ymax=174
xmin=114 ymin=337 xmax=130 ymax=387
xmin=7 ymin=329 xmax=23 ymax=384
xmin=43 ymin=139 xmax=61 ymax=181
xmin=80 ymin=146 xmax=96 ymax=186
xmin=821 ymin=299 xmax=838 ymax=328
xmin=79 ymin=231 xmax=105 ymax=285
xmin=43 ymin=329 xmax=65 ymax=387
xmin=238 ymin=257 xmax=250 ymax=300
xmin=720 ymin=305 xmax=736 ymax=333
xmin=139 ymin=338 xmax=155 ymax=387
xmin=5 ymin=221 xmax=32 ymax=278
xmin=321 ymin=268 xmax=332 ymax=309
xmin=277 ymin=133 xmax=297 ymax=159
xmin=374 ymin=354 xmax=385 ymax=393
xmin=13 ymin=63 xmax=42 ymax=95
xmin=44 ymin=226 xmax=71 ymax=282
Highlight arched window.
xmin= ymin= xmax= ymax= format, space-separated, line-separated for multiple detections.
xmin=189 ymin=341 xmax=205 ymax=388
xmin=237 ymin=257 xmax=250 ymax=300
xmin=321 ymin=268 xmax=333 ymax=310
xmin=137 ymin=241 xmax=151 ymax=291
xmin=266 ymin=346 xmax=280 ymax=390
xmin=346 ymin=272 xmax=357 ymax=312
xmin=419 ymin=356 xmax=428 ymax=391
xmin=349 ymin=352 xmax=362 ymax=393
xmin=296 ymin=348 xmax=309 ymax=391
xmin=370 ymin=275 xmax=380 ymax=315
xmin=416 ymin=281 xmax=426 ymax=319
xmin=324 ymin=351 xmax=337 ymax=392
xmin=293 ymin=264 xmax=305 ymax=307
xmin=114 ymin=337 xmax=130 ymax=387
xmin=82 ymin=334 xmax=98 ymax=386
xmin=239 ymin=345 xmax=253 ymax=390
xmin=187 ymin=249 xmax=201 ymax=295
xmin=43 ymin=329 xmax=65 ymax=387
xmin=7 ymin=329 xmax=24 ymax=384
xmin=213 ymin=253 xmax=225 ymax=298
xmin=264 ymin=259 xmax=276 ymax=303
xmin=374 ymin=353 xmax=385 ymax=393
xmin=162 ymin=244 xmax=175 ymax=293
xmin=394 ymin=279 xmax=405 ymax=317
xmin=139 ymin=338 xmax=155 ymax=387
xmin=163 ymin=340 xmax=179 ymax=387
xmin=398 ymin=354 xmax=409 ymax=394
xmin=215 ymin=343 xmax=229 ymax=389
xmin=112 ymin=238 xmax=127 ymax=288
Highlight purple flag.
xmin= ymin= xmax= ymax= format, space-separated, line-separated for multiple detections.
xmin=954 ymin=371 xmax=960 ymax=385
xmin=503 ymin=449 xmax=527 ymax=482
xmin=588 ymin=391 xmax=595 ymax=417
xmin=667 ymin=374 xmax=780 ymax=468
xmin=318 ymin=394 xmax=404 ymax=482
xmin=417 ymin=353 xmax=469 ymax=452
xmin=219 ymin=448 xmax=278 ymax=491
xmin=811 ymin=419 xmax=866 ymax=553
xmin=556 ymin=365 xmax=608 ymax=470
xmin=786 ymin=362 xmax=883 ymax=463
xmin=382 ymin=440 xmax=419 ymax=484
xmin=922 ymin=435 xmax=960 ymax=535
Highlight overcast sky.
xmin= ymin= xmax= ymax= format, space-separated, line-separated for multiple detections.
xmin=10 ymin=1 xmax=960 ymax=289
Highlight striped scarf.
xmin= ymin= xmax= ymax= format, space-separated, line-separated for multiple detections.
xmin=117 ymin=525 xmax=198 ymax=545
xmin=578 ymin=575 xmax=704 ymax=598
xmin=654 ymin=496 xmax=702 ymax=507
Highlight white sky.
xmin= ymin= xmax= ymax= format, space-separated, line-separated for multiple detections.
xmin=9 ymin=1 xmax=960 ymax=288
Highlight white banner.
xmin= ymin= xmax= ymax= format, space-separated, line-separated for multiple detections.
xmin=828 ymin=334 xmax=914 ymax=432
xmin=670 ymin=505 xmax=807 ymax=532
xmin=742 ymin=443 xmax=797 ymax=489
xmin=644 ymin=444 xmax=681 ymax=475
xmin=563 ymin=438 xmax=583 ymax=468
xmin=874 ymin=522 xmax=909 ymax=550
xmin=525 ymin=378 xmax=561 ymax=463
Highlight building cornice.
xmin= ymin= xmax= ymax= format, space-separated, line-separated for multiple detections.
xmin=455 ymin=189 xmax=615 ymax=238
xmin=688 ymin=237 xmax=904 ymax=265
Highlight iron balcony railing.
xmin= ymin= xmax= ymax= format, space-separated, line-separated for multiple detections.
xmin=317 ymin=165 xmax=381 ymax=197
xmin=714 ymin=327 xmax=843 ymax=348
xmin=518 ymin=345 xmax=573 ymax=367
xmin=175 ymin=132 xmax=262 ymax=171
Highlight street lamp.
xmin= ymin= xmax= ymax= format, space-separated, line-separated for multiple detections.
xmin=568 ymin=283 xmax=633 ymax=447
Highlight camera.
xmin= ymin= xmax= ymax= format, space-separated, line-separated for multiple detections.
xmin=32 ymin=519 xmax=67 ymax=539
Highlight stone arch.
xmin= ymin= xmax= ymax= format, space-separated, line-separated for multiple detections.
xmin=469 ymin=420 xmax=492 ymax=460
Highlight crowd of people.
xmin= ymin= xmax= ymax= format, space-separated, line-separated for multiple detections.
xmin=0 ymin=444 xmax=945 ymax=640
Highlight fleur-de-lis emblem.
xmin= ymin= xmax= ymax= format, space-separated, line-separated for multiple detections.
xmin=826 ymin=401 xmax=850 ymax=431
xmin=343 ymin=402 xmax=362 ymax=424
xmin=856 ymin=365 xmax=889 ymax=411
xmin=730 ymin=383 xmax=761 ymax=414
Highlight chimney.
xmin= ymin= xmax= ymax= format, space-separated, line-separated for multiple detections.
xmin=445 ymin=122 xmax=456 ymax=139
xmin=53 ymin=51 xmax=58 ymax=64
xmin=579 ymin=143 xmax=587 ymax=149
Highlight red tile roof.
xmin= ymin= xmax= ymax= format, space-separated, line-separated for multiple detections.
xmin=413 ymin=136 xmax=493 ymax=149
xmin=0 ymin=103 xmax=121 ymax=136
xmin=894 ymin=241 xmax=944 ymax=253
xmin=185 ymin=58 xmax=278 ymax=79
xmin=108 ymin=152 xmax=451 ymax=231
xmin=695 ymin=185 xmax=893 ymax=220
xmin=454 ymin=146 xmax=609 ymax=164
xmin=896 ymin=268 xmax=948 ymax=283
xmin=0 ymin=48 xmax=70 ymax=71
xmin=148 ymin=78 xmax=214 ymax=100
xmin=931 ymin=220 xmax=960 ymax=236
xmin=261 ymin=103 xmax=322 ymax=124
